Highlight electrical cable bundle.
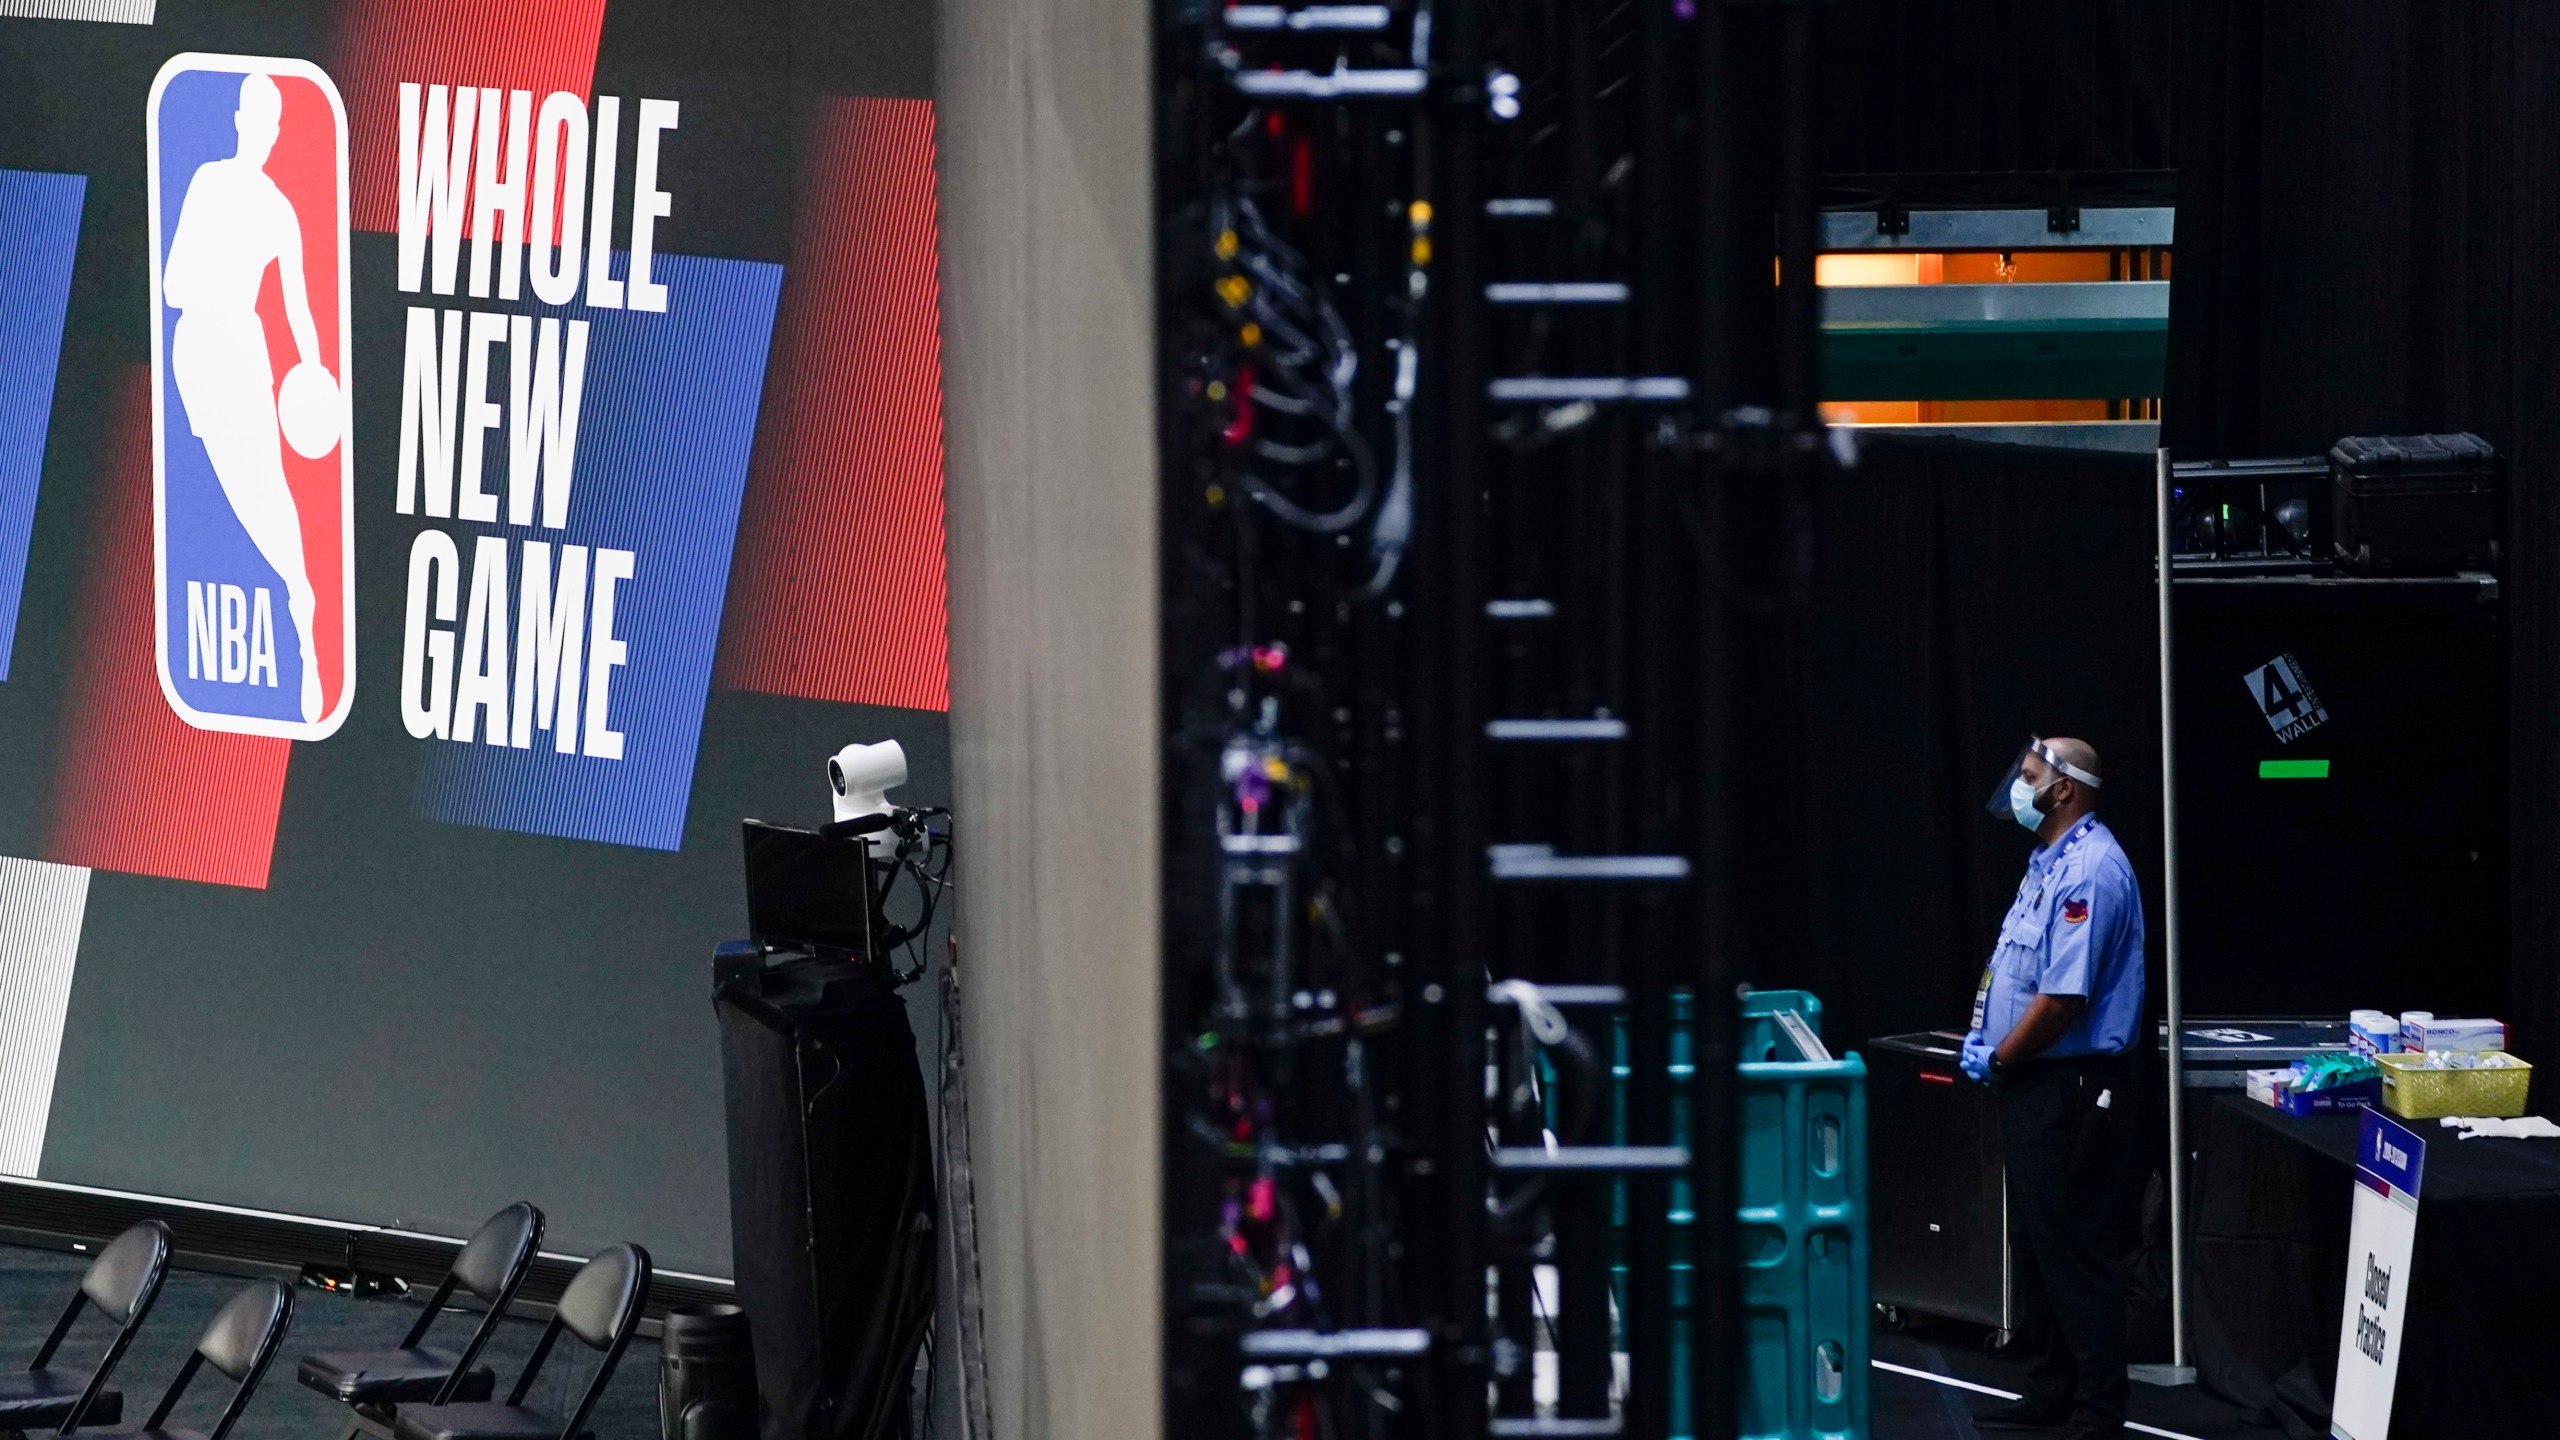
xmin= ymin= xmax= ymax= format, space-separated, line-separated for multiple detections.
xmin=1203 ymin=116 xmax=1425 ymax=600
xmin=874 ymin=808 xmax=954 ymax=985
xmin=1214 ymin=188 xmax=1376 ymax=535
xmin=1168 ymin=13 xmax=1444 ymax=1436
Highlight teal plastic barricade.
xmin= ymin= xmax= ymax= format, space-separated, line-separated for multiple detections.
xmin=1737 ymin=988 xmax=1869 ymax=1440
xmin=1602 ymin=988 xmax=1869 ymax=1440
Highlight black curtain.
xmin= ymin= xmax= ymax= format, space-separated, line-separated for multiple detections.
xmin=1819 ymin=0 xmax=2174 ymax=192
xmin=2164 ymin=0 xmax=2560 ymax=1061
xmin=1740 ymin=436 xmax=2166 ymax=1055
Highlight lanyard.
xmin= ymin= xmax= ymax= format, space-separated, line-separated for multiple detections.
xmin=1976 ymin=816 xmax=2101 ymax=1033
xmin=2020 ymin=816 xmax=2100 ymax=910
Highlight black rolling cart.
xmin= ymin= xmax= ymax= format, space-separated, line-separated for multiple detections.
xmin=1865 ymin=1032 xmax=2014 ymax=1341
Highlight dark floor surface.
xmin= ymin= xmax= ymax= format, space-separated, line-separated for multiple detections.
xmin=0 ymin=1242 xmax=662 ymax=1440
xmin=7 ymin=1235 xmax=2295 ymax=1440
xmin=1872 ymin=1315 xmax=2270 ymax=1440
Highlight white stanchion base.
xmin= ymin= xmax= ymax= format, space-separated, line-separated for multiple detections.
xmin=2127 ymin=1363 xmax=2198 ymax=1387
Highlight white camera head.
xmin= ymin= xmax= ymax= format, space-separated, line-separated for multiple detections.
xmin=828 ymin=739 xmax=908 ymax=854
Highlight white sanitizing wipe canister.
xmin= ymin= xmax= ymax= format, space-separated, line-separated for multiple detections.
xmin=2350 ymin=1010 xmax=2398 ymax=1055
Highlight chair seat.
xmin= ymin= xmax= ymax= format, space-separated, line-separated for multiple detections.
xmin=0 ymin=1368 xmax=122 ymax=1427
xmin=392 ymin=1401 xmax=584 ymax=1440
xmin=298 ymin=1348 xmax=497 ymax=1405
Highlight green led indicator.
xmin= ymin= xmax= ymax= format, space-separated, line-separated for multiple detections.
xmin=2260 ymin=758 xmax=2331 ymax=779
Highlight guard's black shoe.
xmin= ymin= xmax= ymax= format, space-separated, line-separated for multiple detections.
xmin=1972 ymin=1396 xmax=2072 ymax=1430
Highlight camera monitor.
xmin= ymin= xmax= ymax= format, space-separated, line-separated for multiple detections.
xmin=741 ymin=819 xmax=883 ymax=961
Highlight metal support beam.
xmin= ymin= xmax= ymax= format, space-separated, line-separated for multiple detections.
xmin=1820 ymin=281 xmax=2167 ymax=325
xmin=1820 ymin=206 xmax=2174 ymax=252
xmin=1820 ymin=321 xmax=2167 ymax=402
xmin=2130 ymin=446 xmax=2199 ymax=1390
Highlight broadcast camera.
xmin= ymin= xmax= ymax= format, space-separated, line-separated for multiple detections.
xmin=824 ymin=738 xmax=910 ymax=857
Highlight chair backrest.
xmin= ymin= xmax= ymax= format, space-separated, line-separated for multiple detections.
xmin=555 ymin=1244 xmax=649 ymax=1351
xmin=41 ymin=1222 xmax=172 ymax=1435
xmin=120 ymin=1279 xmax=293 ymax=1440
xmin=198 ymin=1279 xmax=291 ymax=1381
xmin=406 ymin=1203 xmax=546 ymax=1404
xmin=450 ymin=1203 xmax=544 ymax=1304
xmin=78 ymin=1222 xmax=171 ymax=1327
xmin=505 ymin=1244 xmax=651 ymax=1440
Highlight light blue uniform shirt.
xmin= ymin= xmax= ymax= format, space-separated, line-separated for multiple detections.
xmin=1972 ymin=815 xmax=2147 ymax=1058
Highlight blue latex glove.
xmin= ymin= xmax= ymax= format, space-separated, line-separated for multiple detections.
xmin=1960 ymin=1032 xmax=1994 ymax=1084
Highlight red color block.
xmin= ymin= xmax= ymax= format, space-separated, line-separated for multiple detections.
xmin=717 ymin=97 xmax=949 ymax=711
xmin=256 ymin=75 xmax=348 ymax=716
xmin=331 ymin=0 xmax=606 ymax=236
xmin=46 ymin=371 xmax=291 ymax=889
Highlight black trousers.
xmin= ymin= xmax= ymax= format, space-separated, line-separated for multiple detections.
xmin=1998 ymin=1052 xmax=2135 ymax=1423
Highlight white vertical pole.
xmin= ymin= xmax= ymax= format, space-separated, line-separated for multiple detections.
xmin=2155 ymin=445 xmax=2196 ymax=1382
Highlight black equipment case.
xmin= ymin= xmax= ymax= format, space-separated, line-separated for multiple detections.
xmin=2329 ymin=433 xmax=2503 ymax=574
xmin=2161 ymin=1018 xmax=2353 ymax=1091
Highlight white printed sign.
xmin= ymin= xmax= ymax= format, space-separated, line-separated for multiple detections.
xmin=2244 ymin=652 xmax=2330 ymax=744
xmin=2331 ymin=1110 xmax=2423 ymax=1440
xmin=2242 ymin=650 xmax=2344 ymax=737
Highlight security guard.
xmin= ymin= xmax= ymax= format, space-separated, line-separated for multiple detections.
xmin=1961 ymin=736 xmax=2147 ymax=1440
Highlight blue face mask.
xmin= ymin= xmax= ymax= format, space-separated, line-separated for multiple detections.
xmin=2009 ymin=777 xmax=2049 ymax=831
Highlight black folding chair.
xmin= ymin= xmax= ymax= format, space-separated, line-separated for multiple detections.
xmin=0 ymin=1221 xmax=170 ymax=1433
xmin=297 ymin=1203 xmax=544 ymax=1431
xmin=72 ymin=1278 xmax=293 ymax=1440
xmin=389 ymin=1245 xmax=652 ymax=1440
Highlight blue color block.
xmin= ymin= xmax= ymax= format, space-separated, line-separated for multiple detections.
xmin=415 ymin=251 xmax=784 ymax=851
xmin=0 ymin=168 xmax=87 ymax=680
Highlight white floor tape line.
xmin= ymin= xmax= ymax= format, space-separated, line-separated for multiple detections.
xmin=1869 ymin=1359 xmax=2209 ymax=1440
xmin=1871 ymin=1358 xmax=2014 ymax=1399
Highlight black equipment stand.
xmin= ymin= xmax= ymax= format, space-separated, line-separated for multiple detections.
xmin=713 ymin=945 xmax=935 ymax=1440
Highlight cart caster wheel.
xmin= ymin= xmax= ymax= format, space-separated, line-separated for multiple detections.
xmin=1874 ymin=1304 xmax=1908 ymax=1331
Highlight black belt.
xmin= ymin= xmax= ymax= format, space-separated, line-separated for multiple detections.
xmin=2002 ymin=1048 xmax=2131 ymax=1088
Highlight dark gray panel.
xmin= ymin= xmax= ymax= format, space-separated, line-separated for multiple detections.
xmin=40 ymin=695 xmax=948 ymax=1275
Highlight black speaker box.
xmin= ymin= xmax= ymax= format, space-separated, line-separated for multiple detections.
xmin=2172 ymin=575 xmax=2505 ymax=1017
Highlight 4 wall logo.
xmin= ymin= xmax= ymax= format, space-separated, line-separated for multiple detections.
xmin=148 ymin=54 xmax=357 ymax=739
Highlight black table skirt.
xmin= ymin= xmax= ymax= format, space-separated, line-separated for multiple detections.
xmin=2191 ymin=1095 xmax=2560 ymax=1438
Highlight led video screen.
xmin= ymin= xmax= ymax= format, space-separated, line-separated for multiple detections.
xmin=0 ymin=0 xmax=943 ymax=1274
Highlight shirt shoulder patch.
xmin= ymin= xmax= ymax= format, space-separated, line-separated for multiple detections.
xmin=2062 ymin=898 xmax=2091 ymax=923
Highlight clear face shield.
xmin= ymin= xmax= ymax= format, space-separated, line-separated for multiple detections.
xmin=1984 ymin=736 xmax=2103 ymax=824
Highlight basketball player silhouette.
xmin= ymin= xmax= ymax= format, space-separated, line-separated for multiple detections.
xmin=162 ymin=72 xmax=331 ymax=724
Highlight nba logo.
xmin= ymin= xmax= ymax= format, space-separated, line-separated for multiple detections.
xmin=148 ymin=54 xmax=354 ymax=739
